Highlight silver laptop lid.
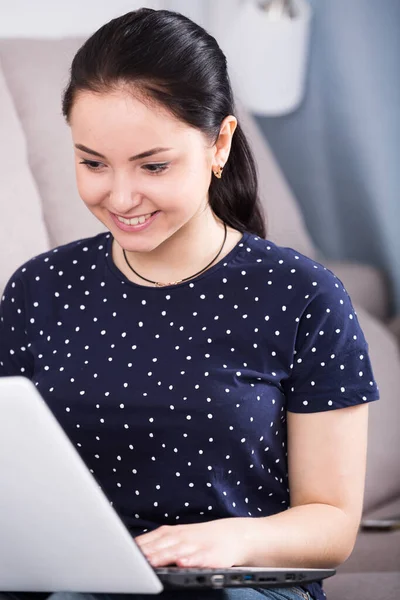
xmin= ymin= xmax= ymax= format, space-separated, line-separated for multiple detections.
xmin=0 ymin=376 xmax=162 ymax=594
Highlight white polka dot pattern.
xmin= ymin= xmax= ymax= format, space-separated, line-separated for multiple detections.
xmin=0 ymin=232 xmax=379 ymax=536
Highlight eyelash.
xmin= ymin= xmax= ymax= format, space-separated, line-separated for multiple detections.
xmin=79 ymin=160 xmax=169 ymax=174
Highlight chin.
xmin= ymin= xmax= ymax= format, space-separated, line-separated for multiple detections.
xmin=123 ymin=239 xmax=162 ymax=254
xmin=115 ymin=228 xmax=170 ymax=254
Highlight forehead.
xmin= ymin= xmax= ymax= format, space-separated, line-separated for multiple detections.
xmin=69 ymin=88 xmax=197 ymax=147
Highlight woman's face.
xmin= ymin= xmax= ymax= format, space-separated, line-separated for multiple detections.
xmin=69 ymin=88 xmax=218 ymax=253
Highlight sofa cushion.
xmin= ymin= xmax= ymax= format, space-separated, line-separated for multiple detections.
xmin=235 ymin=100 xmax=317 ymax=258
xmin=0 ymin=38 xmax=317 ymax=259
xmin=340 ymin=497 xmax=400 ymax=574
xmin=323 ymin=571 xmax=400 ymax=600
xmin=0 ymin=38 xmax=105 ymax=248
xmin=341 ymin=525 xmax=400 ymax=575
xmin=0 ymin=59 xmax=50 ymax=293
xmin=323 ymin=259 xmax=391 ymax=322
xmin=354 ymin=307 xmax=400 ymax=511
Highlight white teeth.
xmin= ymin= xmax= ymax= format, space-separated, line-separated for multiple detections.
xmin=117 ymin=213 xmax=153 ymax=226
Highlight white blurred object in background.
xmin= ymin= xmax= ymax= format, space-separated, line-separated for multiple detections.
xmin=219 ymin=0 xmax=312 ymax=116
xmin=258 ymin=0 xmax=295 ymax=20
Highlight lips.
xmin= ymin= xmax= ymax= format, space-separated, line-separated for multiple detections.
xmin=116 ymin=212 xmax=156 ymax=226
xmin=111 ymin=210 xmax=160 ymax=233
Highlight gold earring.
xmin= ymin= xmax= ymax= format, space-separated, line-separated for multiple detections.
xmin=213 ymin=165 xmax=224 ymax=179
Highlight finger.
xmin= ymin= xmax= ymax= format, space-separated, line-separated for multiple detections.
xmin=176 ymin=552 xmax=209 ymax=568
xmin=135 ymin=526 xmax=176 ymax=551
xmin=136 ymin=525 xmax=174 ymax=548
xmin=139 ymin=534 xmax=179 ymax=556
xmin=147 ymin=543 xmax=198 ymax=568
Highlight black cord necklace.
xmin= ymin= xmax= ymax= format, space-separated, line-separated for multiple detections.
xmin=122 ymin=222 xmax=228 ymax=287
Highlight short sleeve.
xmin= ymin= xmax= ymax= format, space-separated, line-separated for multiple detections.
xmin=0 ymin=274 xmax=34 ymax=378
xmin=283 ymin=270 xmax=380 ymax=413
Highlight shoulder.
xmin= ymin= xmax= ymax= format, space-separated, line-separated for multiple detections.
xmin=7 ymin=233 xmax=109 ymax=281
xmin=2 ymin=232 xmax=110 ymax=296
xmin=244 ymin=240 xmax=366 ymax=357
xmin=240 ymin=234 xmax=346 ymax=302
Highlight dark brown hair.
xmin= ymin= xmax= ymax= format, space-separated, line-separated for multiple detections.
xmin=62 ymin=8 xmax=266 ymax=238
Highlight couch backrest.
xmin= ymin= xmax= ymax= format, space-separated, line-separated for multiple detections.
xmin=0 ymin=59 xmax=50 ymax=294
xmin=0 ymin=37 xmax=398 ymax=513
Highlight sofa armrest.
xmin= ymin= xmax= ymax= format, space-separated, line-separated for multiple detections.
xmin=388 ymin=314 xmax=400 ymax=345
xmin=323 ymin=571 xmax=400 ymax=600
xmin=322 ymin=260 xmax=391 ymax=322
xmin=335 ymin=497 xmax=400 ymax=575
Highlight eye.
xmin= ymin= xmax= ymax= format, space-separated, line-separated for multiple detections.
xmin=79 ymin=159 xmax=105 ymax=171
xmin=143 ymin=163 xmax=169 ymax=174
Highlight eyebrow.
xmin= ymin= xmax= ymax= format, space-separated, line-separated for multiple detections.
xmin=74 ymin=144 xmax=173 ymax=161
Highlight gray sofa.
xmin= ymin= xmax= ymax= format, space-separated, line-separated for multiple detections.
xmin=1 ymin=38 xmax=399 ymax=599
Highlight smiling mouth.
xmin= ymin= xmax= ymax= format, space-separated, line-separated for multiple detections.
xmin=115 ymin=212 xmax=157 ymax=226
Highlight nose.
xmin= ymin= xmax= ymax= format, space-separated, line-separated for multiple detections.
xmin=109 ymin=172 xmax=142 ymax=215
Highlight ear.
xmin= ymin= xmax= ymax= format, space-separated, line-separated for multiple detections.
xmin=212 ymin=115 xmax=238 ymax=169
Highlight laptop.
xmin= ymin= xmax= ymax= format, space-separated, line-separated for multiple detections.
xmin=0 ymin=376 xmax=335 ymax=593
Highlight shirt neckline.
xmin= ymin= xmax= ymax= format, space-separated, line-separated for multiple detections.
xmin=104 ymin=231 xmax=251 ymax=291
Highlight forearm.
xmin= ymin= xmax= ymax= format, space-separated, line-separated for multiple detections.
xmin=240 ymin=503 xmax=359 ymax=569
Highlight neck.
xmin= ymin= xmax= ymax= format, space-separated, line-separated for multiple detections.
xmin=116 ymin=208 xmax=228 ymax=286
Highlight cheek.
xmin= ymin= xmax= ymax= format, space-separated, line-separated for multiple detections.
xmin=75 ymin=167 xmax=108 ymax=207
xmin=170 ymin=161 xmax=212 ymax=207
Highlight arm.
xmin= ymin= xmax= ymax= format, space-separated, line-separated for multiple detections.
xmin=0 ymin=274 xmax=34 ymax=377
xmin=137 ymin=269 xmax=376 ymax=569
xmin=242 ymin=403 xmax=369 ymax=568
xmin=137 ymin=404 xmax=369 ymax=569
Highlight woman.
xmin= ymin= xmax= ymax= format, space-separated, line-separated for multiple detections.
xmin=0 ymin=8 xmax=379 ymax=600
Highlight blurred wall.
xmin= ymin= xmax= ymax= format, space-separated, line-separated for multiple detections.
xmin=0 ymin=0 xmax=163 ymax=37
xmin=0 ymin=0 xmax=240 ymax=37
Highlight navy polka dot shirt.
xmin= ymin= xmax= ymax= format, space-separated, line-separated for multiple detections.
xmin=0 ymin=231 xmax=379 ymax=600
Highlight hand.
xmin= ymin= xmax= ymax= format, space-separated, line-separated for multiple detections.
xmin=135 ymin=517 xmax=253 ymax=568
